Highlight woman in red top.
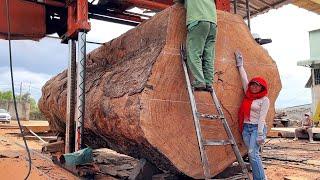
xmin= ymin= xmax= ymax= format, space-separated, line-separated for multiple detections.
xmin=235 ymin=51 xmax=269 ymax=180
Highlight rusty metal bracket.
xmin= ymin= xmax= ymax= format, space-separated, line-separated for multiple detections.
xmin=62 ymin=0 xmax=91 ymax=43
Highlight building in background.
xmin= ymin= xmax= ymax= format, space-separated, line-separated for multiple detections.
xmin=298 ymin=28 xmax=320 ymax=122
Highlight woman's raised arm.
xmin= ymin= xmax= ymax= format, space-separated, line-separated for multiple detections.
xmin=235 ymin=51 xmax=249 ymax=92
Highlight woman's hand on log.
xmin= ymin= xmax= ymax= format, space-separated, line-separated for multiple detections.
xmin=234 ymin=50 xmax=244 ymax=67
xmin=256 ymin=135 xmax=265 ymax=145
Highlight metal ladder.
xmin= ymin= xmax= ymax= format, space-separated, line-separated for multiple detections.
xmin=180 ymin=44 xmax=250 ymax=180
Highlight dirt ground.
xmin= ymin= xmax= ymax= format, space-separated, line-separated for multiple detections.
xmin=0 ymin=120 xmax=77 ymax=179
xmin=262 ymin=138 xmax=320 ymax=180
xmin=1 ymin=121 xmax=320 ymax=179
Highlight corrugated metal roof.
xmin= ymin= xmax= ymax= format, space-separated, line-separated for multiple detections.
xmin=232 ymin=0 xmax=320 ymax=18
xmin=232 ymin=0 xmax=291 ymax=18
xmin=292 ymin=0 xmax=320 ymax=14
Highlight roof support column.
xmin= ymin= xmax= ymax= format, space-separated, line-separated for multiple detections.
xmin=245 ymin=0 xmax=251 ymax=30
xmin=233 ymin=0 xmax=237 ymax=14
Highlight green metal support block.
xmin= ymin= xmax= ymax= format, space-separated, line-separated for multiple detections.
xmin=60 ymin=147 xmax=93 ymax=167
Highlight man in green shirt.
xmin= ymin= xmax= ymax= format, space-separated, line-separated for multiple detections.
xmin=175 ymin=0 xmax=217 ymax=91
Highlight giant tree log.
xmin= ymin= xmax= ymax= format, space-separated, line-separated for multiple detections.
xmin=39 ymin=4 xmax=281 ymax=179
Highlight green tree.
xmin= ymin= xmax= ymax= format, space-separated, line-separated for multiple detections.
xmin=0 ymin=90 xmax=13 ymax=100
xmin=15 ymin=92 xmax=38 ymax=111
xmin=0 ymin=90 xmax=45 ymax=120
xmin=0 ymin=91 xmax=38 ymax=111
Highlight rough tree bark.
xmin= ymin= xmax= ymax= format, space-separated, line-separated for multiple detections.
xmin=39 ymin=4 xmax=281 ymax=178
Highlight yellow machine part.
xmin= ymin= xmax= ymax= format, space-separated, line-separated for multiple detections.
xmin=313 ymin=101 xmax=320 ymax=123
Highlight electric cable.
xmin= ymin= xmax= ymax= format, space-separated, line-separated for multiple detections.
xmin=5 ymin=0 xmax=32 ymax=179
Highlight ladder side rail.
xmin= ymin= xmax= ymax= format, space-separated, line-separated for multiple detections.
xmin=180 ymin=48 xmax=211 ymax=178
xmin=210 ymin=90 xmax=249 ymax=176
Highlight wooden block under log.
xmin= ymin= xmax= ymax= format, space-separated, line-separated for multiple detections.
xmin=38 ymin=4 xmax=281 ymax=178
xmin=42 ymin=140 xmax=65 ymax=153
xmin=24 ymin=135 xmax=57 ymax=142
xmin=23 ymin=125 xmax=50 ymax=133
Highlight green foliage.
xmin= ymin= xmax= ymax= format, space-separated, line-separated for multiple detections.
xmin=29 ymin=98 xmax=38 ymax=111
xmin=17 ymin=93 xmax=38 ymax=112
xmin=0 ymin=90 xmax=45 ymax=120
xmin=0 ymin=90 xmax=13 ymax=100
xmin=0 ymin=91 xmax=38 ymax=111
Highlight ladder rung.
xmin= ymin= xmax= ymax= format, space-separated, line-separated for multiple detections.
xmin=196 ymin=112 xmax=221 ymax=120
xmin=204 ymin=140 xmax=234 ymax=146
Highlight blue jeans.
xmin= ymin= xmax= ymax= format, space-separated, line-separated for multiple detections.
xmin=242 ymin=123 xmax=267 ymax=180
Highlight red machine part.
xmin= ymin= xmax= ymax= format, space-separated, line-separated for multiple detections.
xmin=65 ymin=0 xmax=91 ymax=40
xmin=215 ymin=0 xmax=231 ymax=12
xmin=0 ymin=0 xmax=230 ymax=41
xmin=0 ymin=0 xmax=46 ymax=40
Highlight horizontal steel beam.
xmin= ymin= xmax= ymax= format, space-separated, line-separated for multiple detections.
xmin=124 ymin=0 xmax=171 ymax=11
xmin=89 ymin=13 xmax=140 ymax=26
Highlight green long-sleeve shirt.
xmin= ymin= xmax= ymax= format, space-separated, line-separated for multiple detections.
xmin=174 ymin=0 xmax=217 ymax=26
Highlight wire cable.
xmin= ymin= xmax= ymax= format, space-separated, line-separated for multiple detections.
xmin=5 ymin=0 xmax=32 ymax=179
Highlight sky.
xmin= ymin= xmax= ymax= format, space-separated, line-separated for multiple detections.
xmin=250 ymin=5 xmax=320 ymax=108
xmin=0 ymin=4 xmax=319 ymax=109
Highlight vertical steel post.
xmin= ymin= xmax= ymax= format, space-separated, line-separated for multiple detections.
xmin=75 ymin=31 xmax=86 ymax=151
xmin=246 ymin=0 xmax=251 ymax=30
xmin=233 ymin=0 xmax=237 ymax=14
xmin=65 ymin=39 xmax=76 ymax=153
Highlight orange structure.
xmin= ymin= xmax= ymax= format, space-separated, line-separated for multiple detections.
xmin=0 ymin=0 xmax=45 ymax=40
xmin=0 ymin=0 xmax=236 ymax=41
